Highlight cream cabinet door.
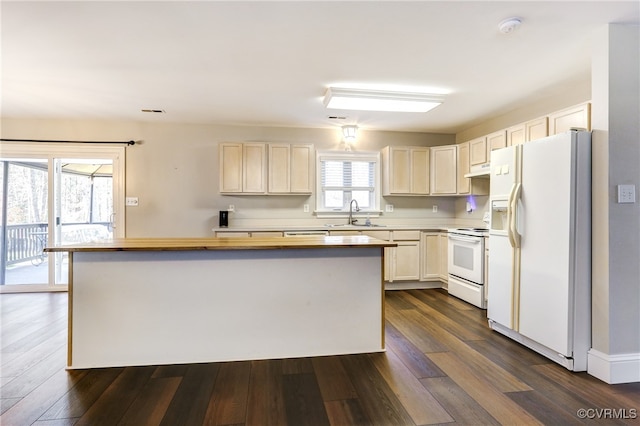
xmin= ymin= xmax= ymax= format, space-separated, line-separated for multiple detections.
xmin=268 ymin=144 xmax=291 ymax=193
xmin=548 ymin=102 xmax=591 ymax=134
xmin=382 ymin=146 xmax=410 ymax=194
xmin=290 ymin=144 xmax=314 ymax=193
xmin=420 ymin=232 xmax=440 ymax=280
xmin=438 ymin=233 xmax=449 ymax=281
xmin=219 ymin=143 xmax=243 ymax=193
xmin=382 ymin=146 xmax=429 ymax=195
xmin=243 ymin=143 xmax=267 ymax=193
xmin=389 ymin=241 xmax=420 ymax=281
xmin=430 ymin=145 xmax=457 ymax=195
xmin=457 ymin=142 xmax=470 ymax=194
xmin=487 ymin=130 xmax=507 ymax=163
xmin=410 ymin=148 xmax=430 ymax=194
xmin=507 ymin=124 xmax=526 ymax=146
xmin=469 ymin=137 xmax=488 ymax=166
xmin=525 ymin=117 xmax=548 ymax=141
xmin=268 ymin=143 xmax=314 ymax=194
xmin=508 ymin=118 xmax=548 ymax=146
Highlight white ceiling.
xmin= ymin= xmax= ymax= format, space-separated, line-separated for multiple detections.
xmin=1 ymin=1 xmax=638 ymax=134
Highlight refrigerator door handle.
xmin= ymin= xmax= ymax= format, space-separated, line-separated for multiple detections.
xmin=510 ymin=183 xmax=522 ymax=248
xmin=507 ymin=183 xmax=517 ymax=248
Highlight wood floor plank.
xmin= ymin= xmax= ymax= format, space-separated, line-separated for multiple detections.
xmin=282 ymin=372 xmax=331 ymax=426
xmin=420 ymin=376 xmax=501 ymax=425
xmin=427 ymin=351 xmax=543 ymax=425
xmin=0 ymin=340 xmax=67 ymax=398
xmin=370 ymin=348 xmax=454 ymax=425
xmin=203 ymin=361 xmax=251 ymax=425
xmin=385 ymin=301 xmax=448 ymax=353
xmin=245 ymin=359 xmax=287 ymax=426
xmin=506 ymin=390 xmax=585 ymax=425
xmin=401 ymin=309 xmax=532 ymax=393
xmin=398 ymin=290 xmax=488 ymax=341
xmin=324 ymin=399 xmax=370 ymax=426
xmin=33 ymin=419 xmax=78 ymax=426
xmin=282 ymin=357 xmax=314 ymax=374
xmin=75 ymin=365 xmax=157 ymax=426
xmin=341 ymin=354 xmax=416 ymax=426
xmin=1 ymin=328 xmax=67 ymax=378
xmin=2 ymin=290 xmax=639 ymax=426
xmin=118 ymin=376 xmax=182 ymax=426
xmin=39 ymin=367 xmax=123 ymax=420
xmin=384 ymin=321 xmax=446 ymax=379
xmin=312 ymin=356 xmax=358 ymax=401
xmin=534 ymin=364 xmax=640 ymax=414
xmin=0 ymin=367 xmax=84 ymax=426
xmin=464 ymin=338 xmax=603 ymax=419
xmin=159 ymin=363 xmax=219 ymax=426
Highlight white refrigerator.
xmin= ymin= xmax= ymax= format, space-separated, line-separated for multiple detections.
xmin=487 ymin=130 xmax=591 ymax=371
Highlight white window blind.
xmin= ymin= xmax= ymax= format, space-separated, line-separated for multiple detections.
xmin=317 ymin=151 xmax=380 ymax=212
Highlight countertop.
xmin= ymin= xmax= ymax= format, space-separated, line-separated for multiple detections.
xmin=213 ymin=224 xmax=461 ymax=233
xmin=44 ymin=235 xmax=397 ymax=252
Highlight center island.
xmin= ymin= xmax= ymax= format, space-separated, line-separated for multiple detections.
xmin=45 ymin=235 xmax=396 ymax=369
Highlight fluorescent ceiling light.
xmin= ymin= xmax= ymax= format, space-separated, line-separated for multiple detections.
xmin=323 ymin=87 xmax=444 ymax=113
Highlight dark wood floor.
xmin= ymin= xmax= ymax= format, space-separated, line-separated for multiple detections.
xmin=1 ymin=290 xmax=639 ymax=426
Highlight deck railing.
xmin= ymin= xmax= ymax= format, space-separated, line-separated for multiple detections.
xmin=5 ymin=223 xmax=48 ymax=265
xmin=3 ymin=223 xmax=111 ymax=265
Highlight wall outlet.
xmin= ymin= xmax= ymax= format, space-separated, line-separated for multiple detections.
xmin=432 ymin=205 xmax=438 ymax=213
xmin=125 ymin=197 xmax=139 ymax=206
xmin=617 ymin=184 xmax=636 ymax=203
xmin=303 ymin=204 xmax=309 ymax=213
xmin=385 ymin=204 xmax=394 ymax=213
xmin=228 ymin=204 xmax=235 ymax=212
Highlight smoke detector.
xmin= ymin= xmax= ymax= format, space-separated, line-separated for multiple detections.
xmin=498 ymin=17 xmax=522 ymax=34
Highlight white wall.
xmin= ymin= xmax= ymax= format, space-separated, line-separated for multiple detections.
xmin=590 ymin=24 xmax=640 ymax=381
xmin=1 ymin=118 xmax=462 ymax=236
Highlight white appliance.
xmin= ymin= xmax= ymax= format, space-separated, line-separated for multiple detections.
xmin=448 ymin=228 xmax=487 ymax=309
xmin=487 ymin=130 xmax=591 ymax=371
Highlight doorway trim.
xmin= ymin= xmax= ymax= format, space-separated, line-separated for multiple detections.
xmin=0 ymin=142 xmax=125 ymax=293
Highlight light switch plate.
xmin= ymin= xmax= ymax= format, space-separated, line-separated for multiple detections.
xmin=385 ymin=204 xmax=394 ymax=212
xmin=617 ymin=184 xmax=636 ymax=203
xmin=125 ymin=197 xmax=139 ymax=206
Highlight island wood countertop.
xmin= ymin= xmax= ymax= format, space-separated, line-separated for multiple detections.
xmin=44 ymin=235 xmax=397 ymax=252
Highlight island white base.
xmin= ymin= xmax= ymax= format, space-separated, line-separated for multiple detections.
xmin=69 ymin=247 xmax=384 ymax=369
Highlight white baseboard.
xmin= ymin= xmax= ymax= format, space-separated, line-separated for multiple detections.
xmin=587 ymin=349 xmax=640 ymax=384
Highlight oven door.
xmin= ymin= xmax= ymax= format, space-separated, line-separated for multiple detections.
xmin=448 ymin=233 xmax=484 ymax=284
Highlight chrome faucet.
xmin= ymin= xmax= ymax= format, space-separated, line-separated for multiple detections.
xmin=348 ymin=199 xmax=360 ymax=225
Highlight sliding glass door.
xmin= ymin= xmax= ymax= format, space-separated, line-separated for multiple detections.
xmin=0 ymin=143 xmax=125 ymax=292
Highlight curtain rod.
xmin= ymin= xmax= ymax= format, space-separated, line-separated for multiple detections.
xmin=0 ymin=138 xmax=136 ymax=145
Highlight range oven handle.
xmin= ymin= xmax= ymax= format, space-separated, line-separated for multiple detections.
xmin=448 ymin=234 xmax=482 ymax=243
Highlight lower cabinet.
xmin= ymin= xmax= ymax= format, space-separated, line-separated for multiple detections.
xmin=420 ymin=231 xmax=449 ymax=283
xmin=420 ymin=232 xmax=440 ymax=280
xmin=216 ymin=228 xmax=449 ymax=285
xmin=438 ymin=233 xmax=449 ymax=283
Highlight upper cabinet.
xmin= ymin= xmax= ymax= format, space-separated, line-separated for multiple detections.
xmin=507 ymin=117 xmax=549 ymax=146
xmin=548 ymin=102 xmax=591 ymax=134
xmin=430 ymin=145 xmax=457 ymax=195
xmin=219 ymin=143 xmax=266 ymax=194
xmin=220 ymin=143 xmax=314 ymax=195
xmin=268 ymin=144 xmax=314 ymax=194
xmin=457 ymin=142 xmax=489 ymax=195
xmin=381 ymin=146 xmax=430 ymax=196
xmin=461 ymin=101 xmax=590 ymax=164
xmin=487 ymin=130 xmax=507 ymax=152
xmin=469 ymin=137 xmax=488 ymax=166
